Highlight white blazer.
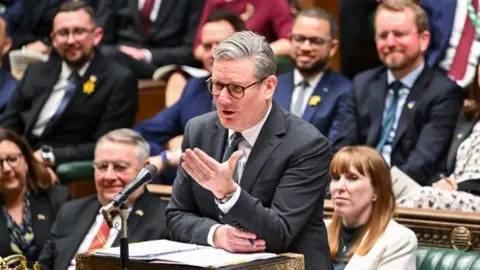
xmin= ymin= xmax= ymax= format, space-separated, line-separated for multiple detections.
xmin=326 ymin=219 xmax=418 ymax=270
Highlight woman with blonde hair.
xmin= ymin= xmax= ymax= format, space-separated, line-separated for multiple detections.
xmin=328 ymin=146 xmax=417 ymax=270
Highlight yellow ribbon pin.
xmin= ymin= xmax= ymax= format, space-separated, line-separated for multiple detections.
xmin=83 ymin=75 xmax=97 ymax=95
xmin=135 ymin=210 xmax=144 ymax=216
xmin=309 ymin=95 xmax=321 ymax=107
xmin=37 ymin=214 xmax=46 ymax=220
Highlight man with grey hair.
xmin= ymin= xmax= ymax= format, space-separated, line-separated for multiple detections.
xmin=161 ymin=31 xmax=332 ymax=269
xmin=38 ymin=128 xmax=169 ymax=270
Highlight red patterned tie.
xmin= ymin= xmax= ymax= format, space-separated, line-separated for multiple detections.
xmin=87 ymin=219 xmax=111 ymax=251
xmin=141 ymin=0 xmax=155 ymax=34
xmin=448 ymin=1 xmax=478 ymax=81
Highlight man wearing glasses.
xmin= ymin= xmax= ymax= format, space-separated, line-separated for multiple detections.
xmin=38 ymin=128 xmax=169 ymax=270
xmin=0 ymin=1 xmax=138 ymax=174
xmin=274 ymin=7 xmax=352 ymax=142
xmin=157 ymin=31 xmax=332 ymax=270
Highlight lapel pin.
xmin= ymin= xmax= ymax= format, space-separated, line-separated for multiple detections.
xmin=135 ymin=210 xmax=144 ymax=216
xmin=407 ymin=101 xmax=415 ymax=109
xmin=308 ymin=95 xmax=321 ymax=107
xmin=83 ymin=75 xmax=97 ymax=95
xmin=457 ymin=133 xmax=463 ymax=139
xmin=322 ymin=88 xmax=329 ymax=92
xmin=37 ymin=214 xmax=46 ymax=220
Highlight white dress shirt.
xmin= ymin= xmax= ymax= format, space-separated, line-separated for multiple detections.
xmin=290 ymin=69 xmax=323 ymax=117
xmin=67 ymin=209 xmax=125 ymax=270
xmin=381 ymin=62 xmax=424 ymax=165
xmin=31 ymin=62 xmax=89 ymax=136
xmin=439 ymin=0 xmax=480 ymax=88
xmin=206 ymin=104 xmax=273 ymax=247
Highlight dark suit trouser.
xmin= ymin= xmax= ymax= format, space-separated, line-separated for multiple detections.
xmin=102 ymin=48 xmax=157 ymax=80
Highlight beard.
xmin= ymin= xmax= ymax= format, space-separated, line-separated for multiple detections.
xmin=381 ymin=49 xmax=420 ymax=71
xmin=61 ymin=46 xmax=94 ymax=70
xmin=296 ymin=55 xmax=330 ymax=75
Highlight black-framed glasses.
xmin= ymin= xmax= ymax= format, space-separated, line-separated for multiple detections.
xmin=205 ymin=77 xmax=264 ymax=99
xmin=93 ymin=161 xmax=131 ymax=174
xmin=0 ymin=153 xmax=23 ymax=171
xmin=54 ymin=27 xmax=96 ymax=40
xmin=291 ymin=34 xmax=331 ymax=47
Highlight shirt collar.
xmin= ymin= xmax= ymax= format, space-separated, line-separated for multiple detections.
xmin=293 ymin=69 xmax=324 ymax=89
xmin=60 ymin=61 xmax=91 ymax=81
xmin=387 ymin=61 xmax=424 ymax=89
xmin=228 ymin=103 xmax=272 ymax=147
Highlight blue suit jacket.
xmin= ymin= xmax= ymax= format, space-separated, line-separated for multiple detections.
xmin=0 ymin=68 xmax=17 ymax=114
xmin=134 ymin=76 xmax=212 ymax=156
xmin=273 ymin=69 xmax=352 ymax=141
xmin=420 ymin=0 xmax=456 ymax=67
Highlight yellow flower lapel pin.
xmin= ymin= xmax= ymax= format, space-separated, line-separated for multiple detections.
xmin=37 ymin=214 xmax=46 ymax=220
xmin=309 ymin=95 xmax=321 ymax=107
xmin=135 ymin=210 xmax=144 ymax=217
xmin=83 ymin=75 xmax=97 ymax=95
xmin=407 ymin=101 xmax=416 ymax=109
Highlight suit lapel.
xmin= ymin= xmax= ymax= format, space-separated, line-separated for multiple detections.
xmin=366 ymin=72 xmax=388 ymax=145
xmin=240 ymin=103 xmax=285 ymax=193
xmin=25 ymin=59 xmax=62 ymax=134
xmin=447 ymin=114 xmax=476 ymax=172
xmin=29 ymin=193 xmax=54 ymax=252
xmin=150 ymin=0 xmax=175 ymax=35
xmin=275 ymin=72 xmax=294 ymax=111
xmin=392 ymin=67 xmax=431 ymax=149
xmin=302 ymin=69 xmax=332 ymax=123
xmin=211 ymin=119 xmax=229 ymax=162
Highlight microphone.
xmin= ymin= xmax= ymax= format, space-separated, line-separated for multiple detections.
xmin=101 ymin=164 xmax=158 ymax=227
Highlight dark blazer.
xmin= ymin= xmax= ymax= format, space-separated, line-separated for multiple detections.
xmin=134 ymin=75 xmax=212 ymax=156
xmin=96 ymin=0 xmax=204 ymax=67
xmin=333 ymin=64 xmax=465 ymax=184
xmin=274 ymin=69 xmax=352 ymax=142
xmin=420 ymin=0 xmax=457 ymax=68
xmin=38 ymin=190 xmax=169 ymax=270
xmin=0 ymin=184 xmax=71 ymax=265
xmin=166 ymin=102 xmax=332 ymax=270
xmin=0 ymin=68 xmax=17 ymax=114
xmin=437 ymin=113 xmax=480 ymax=195
xmin=0 ymin=50 xmax=138 ymax=165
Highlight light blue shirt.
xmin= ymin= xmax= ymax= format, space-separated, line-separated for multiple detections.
xmin=381 ymin=62 xmax=425 ymax=165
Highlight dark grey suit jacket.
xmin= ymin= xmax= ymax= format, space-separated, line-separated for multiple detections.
xmin=38 ymin=190 xmax=169 ymax=270
xmin=165 ymin=102 xmax=332 ymax=270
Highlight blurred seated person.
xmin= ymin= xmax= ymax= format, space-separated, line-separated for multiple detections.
xmin=333 ymin=0 xmax=465 ymax=184
xmin=274 ymin=7 xmax=351 ymax=142
xmin=398 ymin=64 xmax=480 ymax=212
xmin=0 ymin=1 xmax=138 ymax=172
xmin=0 ymin=16 xmax=16 ymax=114
xmin=194 ymin=0 xmax=293 ymax=60
xmin=328 ymin=146 xmax=417 ymax=269
xmin=38 ymin=128 xmax=169 ymax=270
xmin=95 ymin=0 xmax=204 ymax=79
xmin=0 ymin=0 xmax=23 ymax=36
xmin=135 ymin=10 xmax=245 ymax=185
xmin=0 ymin=128 xmax=71 ymax=267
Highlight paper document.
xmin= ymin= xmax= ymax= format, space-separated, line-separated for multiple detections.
xmin=391 ymin=166 xmax=421 ymax=201
xmin=95 ymin=239 xmax=278 ymax=267
xmin=95 ymin=239 xmax=204 ymax=260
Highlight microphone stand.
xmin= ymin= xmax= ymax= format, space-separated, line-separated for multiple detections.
xmin=118 ymin=203 xmax=130 ymax=270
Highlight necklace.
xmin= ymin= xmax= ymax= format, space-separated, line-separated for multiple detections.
xmin=467 ymin=0 xmax=480 ymax=37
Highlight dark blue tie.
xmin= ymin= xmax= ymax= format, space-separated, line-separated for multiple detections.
xmin=49 ymin=72 xmax=80 ymax=125
xmin=222 ymin=132 xmax=244 ymax=182
xmin=376 ymin=80 xmax=403 ymax=152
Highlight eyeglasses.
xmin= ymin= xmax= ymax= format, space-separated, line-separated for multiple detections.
xmin=205 ymin=77 xmax=265 ymax=99
xmin=53 ymin=27 xmax=96 ymax=41
xmin=291 ymin=34 xmax=331 ymax=47
xmin=201 ymin=41 xmax=220 ymax=52
xmin=93 ymin=161 xmax=131 ymax=174
xmin=0 ymin=153 xmax=23 ymax=170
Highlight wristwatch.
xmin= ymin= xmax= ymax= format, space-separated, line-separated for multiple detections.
xmin=215 ymin=191 xmax=235 ymax=204
xmin=40 ymin=145 xmax=55 ymax=165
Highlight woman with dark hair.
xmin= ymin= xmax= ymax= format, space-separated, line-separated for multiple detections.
xmin=398 ymin=64 xmax=480 ymax=212
xmin=0 ymin=128 xmax=70 ymax=265
xmin=328 ymin=146 xmax=417 ymax=270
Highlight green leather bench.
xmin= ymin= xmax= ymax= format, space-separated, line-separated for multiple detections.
xmin=417 ymin=247 xmax=480 ymax=270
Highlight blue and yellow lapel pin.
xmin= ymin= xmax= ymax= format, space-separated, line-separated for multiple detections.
xmin=83 ymin=75 xmax=97 ymax=95
xmin=407 ymin=101 xmax=415 ymax=109
xmin=309 ymin=95 xmax=321 ymax=107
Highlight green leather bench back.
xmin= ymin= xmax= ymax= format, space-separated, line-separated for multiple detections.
xmin=417 ymin=247 xmax=480 ymax=270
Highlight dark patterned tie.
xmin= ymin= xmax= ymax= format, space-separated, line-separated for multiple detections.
xmin=222 ymin=132 xmax=244 ymax=182
xmin=376 ymin=80 xmax=403 ymax=152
